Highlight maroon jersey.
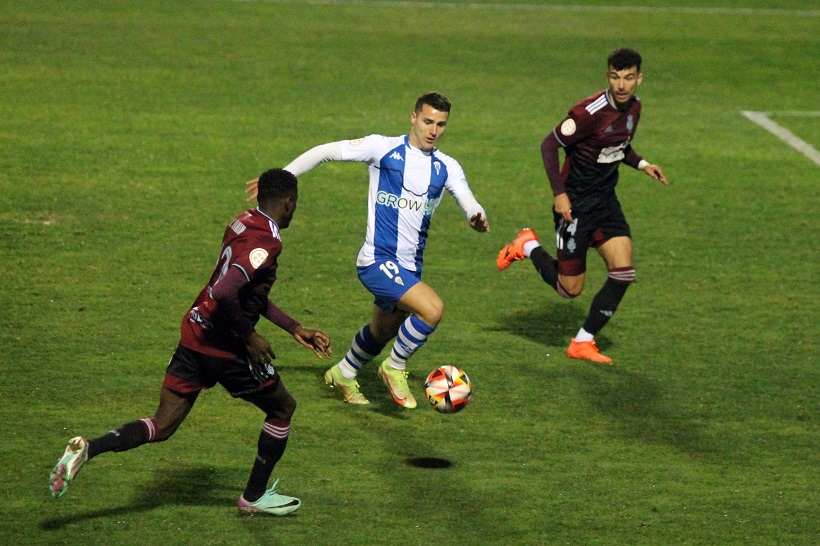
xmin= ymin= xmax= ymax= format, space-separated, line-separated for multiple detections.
xmin=551 ymin=90 xmax=642 ymax=212
xmin=180 ymin=208 xmax=283 ymax=359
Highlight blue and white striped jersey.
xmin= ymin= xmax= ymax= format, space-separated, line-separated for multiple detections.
xmin=340 ymin=134 xmax=483 ymax=273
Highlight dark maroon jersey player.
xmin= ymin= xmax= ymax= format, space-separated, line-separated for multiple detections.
xmin=49 ymin=169 xmax=333 ymax=517
xmin=180 ymin=207 xmax=298 ymax=360
xmin=545 ymin=88 xmax=643 ymax=213
xmin=498 ymin=48 xmax=669 ymax=364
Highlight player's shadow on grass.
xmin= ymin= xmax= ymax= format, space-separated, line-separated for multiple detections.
xmin=40 ymin=465 xmax=240 ymax=531
xmin=542 ymin=365 xmax=721 ymax=459
xmin=492 ymin=302 xmax=588 ymax=347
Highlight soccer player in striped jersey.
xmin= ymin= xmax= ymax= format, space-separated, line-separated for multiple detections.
xmin=248 ymin=92 xmax=490 ymax=408
xmin=49 ymin=169 xmax=333 ymax=516
xmin=498 ymin=48 xmax=670 ymax=363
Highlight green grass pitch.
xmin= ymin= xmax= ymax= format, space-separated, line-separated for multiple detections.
xmin=1 ymin=1 xmax=817 ymax=544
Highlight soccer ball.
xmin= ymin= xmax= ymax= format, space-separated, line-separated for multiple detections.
xmin=424 ymin=365 xmax=472 ymax=413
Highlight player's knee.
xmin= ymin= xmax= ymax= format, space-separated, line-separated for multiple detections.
xmin=557 ymin=281 xmax=581 ymax=299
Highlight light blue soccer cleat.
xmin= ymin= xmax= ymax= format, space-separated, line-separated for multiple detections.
xmin=50 ymin=436 xmax=89 ymax=498
xmin=237 ymin=478 xmax=301 ymax=516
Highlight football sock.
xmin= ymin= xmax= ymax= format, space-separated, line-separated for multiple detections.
xmin=574 ymin=328 xmax=594 ymax=342
xmin=87 ymin=418 xmax=157 ymax=460
xmin=389 ymin=315 xmax=436 ymax=369
xmin=530 ymin=246 xmax=559 ymax=290
xmin=340 ymin=324 xmax=386 ymax=377
xmin=244 ymin=419 xmax=290 ymax=502
xmin=581 ymin=269 xmax=634 ymax=335
xmin=523 ymin=240 xmax=540 ymax=257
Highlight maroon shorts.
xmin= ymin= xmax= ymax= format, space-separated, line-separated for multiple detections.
xmin=552 ymin=204 xmax=631 ymax=276
xmin=164 ymin=345 xmax=279 ymax=398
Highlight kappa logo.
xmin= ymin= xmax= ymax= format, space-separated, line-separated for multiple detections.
xmin=389 ymin=151 xmax=403 ymax=161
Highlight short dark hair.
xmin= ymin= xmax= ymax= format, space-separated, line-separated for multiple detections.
xmin=257 ymin=168 xmax=297 ymax=205
xmin=415 ymin=92 xmax=451 ymax=113
xmin=608 ymin=48 xmax=642 ymax=72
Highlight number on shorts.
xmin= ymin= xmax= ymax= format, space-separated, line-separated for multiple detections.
xmin=379 ymin=260 xmax=400 ymax=279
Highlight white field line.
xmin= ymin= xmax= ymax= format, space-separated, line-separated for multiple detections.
xmin=226 ymin=0 xmax=820 ymax=17
xmin=741 ymin=111 xmax=820 ymax=167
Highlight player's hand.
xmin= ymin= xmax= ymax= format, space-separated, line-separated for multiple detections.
xmin=643 ymin=164 xmax=670 ymax=186
xmin=245 ymin=177 xmax=260 ymax=202
xmin=469 ymin=212 xmax=490 ymax=233
xmin=245 ymin=330 xmax=276 ymax=365
xmin=553 ymin=193 xmax=573 ymax=222
xmin=292 ymin=326 xmax=333 ymax=359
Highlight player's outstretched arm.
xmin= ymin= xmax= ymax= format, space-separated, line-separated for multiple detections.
xmin=245 ymin=177 xmax=260 ymax=202
xmin=292 ymin=326 xmax=333 ymax=359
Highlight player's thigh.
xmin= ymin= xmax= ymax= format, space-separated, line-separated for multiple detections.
xmin=396 ymin=282 xmax=443 ymax=326
xmin=596 ymin=236 xmax=633 ymax=269
xmin=241 ymin=378 xmax=297 ymax=421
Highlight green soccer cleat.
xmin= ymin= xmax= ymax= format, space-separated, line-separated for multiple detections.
xmin=378 ymin=359 xmax=417 ymax=409
xmin=50 ymin=436 xmax=89 ymax=498
xmin=324 ymin=365 xmax=369 ymax=405
xmin=237 ymin=479 xmax=301 ymax=516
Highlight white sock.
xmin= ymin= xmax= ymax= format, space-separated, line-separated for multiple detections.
xmin=574 ymin=328 xmax=594 ymax=342
xmin=523 ymin=240 xmax=540 ymax=257
xmin=338 ymin=361 xmax=358 ymax=379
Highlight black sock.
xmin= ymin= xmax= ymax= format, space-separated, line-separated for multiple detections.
xmin=530 ymin=246 xmax=559 ymax=289
xmin=88 ymin=420 xmax=151 ymax=460
xmin=244 ymin=426 xmax=289 ymax=502
xmin=582 ymin=278 xmax=630 ymax=335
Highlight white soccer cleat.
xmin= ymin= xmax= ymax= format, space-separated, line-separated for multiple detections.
xmin=50 ymin=436 xmax=89 ymax=498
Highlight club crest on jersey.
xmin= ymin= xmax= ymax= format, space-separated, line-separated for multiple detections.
xmin=434 ymin=161 xmax=441 ymax=175
xmin=249 ymin=248 xmax=269 ymax=269
xmin=627 ymin=115 xmax=634 ymax=133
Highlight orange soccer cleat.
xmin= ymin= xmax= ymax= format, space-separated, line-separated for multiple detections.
xmin=496 ymin=228 xmax=538 ymax=271
xmin=567 ymin=339 xmax=612 ymax=364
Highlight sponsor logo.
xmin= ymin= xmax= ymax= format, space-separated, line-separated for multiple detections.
xmin=600 ymin=310 xmax=614 ymax=317
xmin=394 ymin=277 xmax=404 ymax=286
xmin=249 ymin=248 xmax=269 ymax=269
xmin=389 ymin=151 xmax=403 ymax=161
xmin=349 ymin=138 xmax=365 ymax=146
xmin=597 ymin=141 xmax=629 ymax=164
xmin=376 ymin=191 xmax=439 ymax=215
xmin=560 ymin=118 xmax=576 ymax=136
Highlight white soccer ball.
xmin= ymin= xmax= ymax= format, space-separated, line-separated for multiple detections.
xmin=423 ymin=365 xmax=472 ymax=413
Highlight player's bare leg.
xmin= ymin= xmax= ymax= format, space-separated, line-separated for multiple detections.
xmin=376 ymin=282 xmax=443 ymax=409
xmin=568 ymin=236 xmax=634 ymax=364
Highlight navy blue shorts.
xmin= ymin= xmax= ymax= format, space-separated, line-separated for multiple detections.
xmin=357 ymin=259 xmax=422 ymax=312
xmin=164 ymin=345 xmax=279 ymax=398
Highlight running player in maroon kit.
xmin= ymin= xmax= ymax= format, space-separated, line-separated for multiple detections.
xmin=49 ymin=168 xmax=332 ymax=516
xmin=497 ymin=48 xmax=669 ymax=363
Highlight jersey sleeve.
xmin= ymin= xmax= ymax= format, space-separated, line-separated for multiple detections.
xmin=339 ymin=134 xmax=390 ymax=164
xmin=443 ymin=156 xmax=485 ymax=220
xmin=551 ymin=105 xmax=596 ymax=149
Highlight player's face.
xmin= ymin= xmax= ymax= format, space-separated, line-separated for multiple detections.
xmin=607 ymin=65 xmax=642 ymax=108
xmin=409 ymin=104 xmax=449 ymax=152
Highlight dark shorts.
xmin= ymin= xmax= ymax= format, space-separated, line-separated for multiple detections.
xmin=164 ymin=345 xmax=279 ymax=398
xmin=552 ymin=204 xmax=631 ymax=276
